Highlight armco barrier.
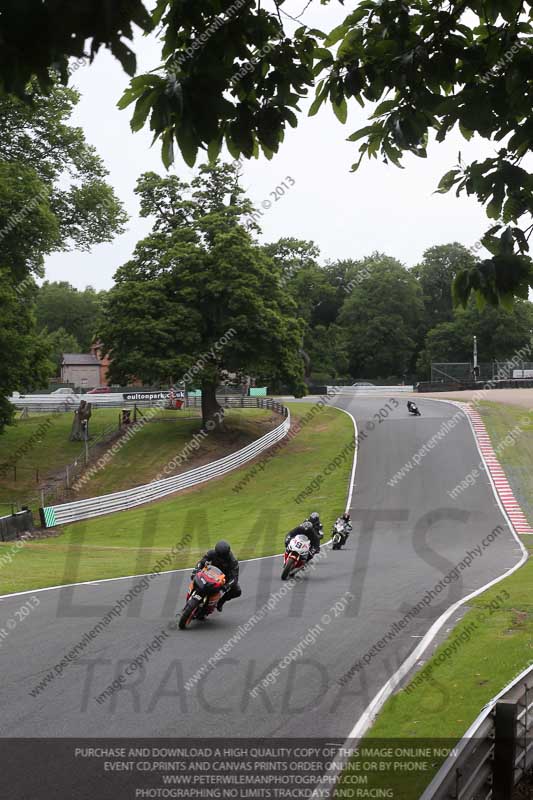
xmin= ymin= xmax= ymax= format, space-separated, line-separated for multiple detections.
xmin=10 ymin=394 xmax=282 ymax=412
xmin=420 ymin=663 xmax=533 ymax=799
xmin=0 ymin=510 xmax=34 ymax=541
xmin=39 ymin=399 xmax=290 ymax=528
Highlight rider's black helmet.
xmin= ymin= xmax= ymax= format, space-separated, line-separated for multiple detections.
xmin=342 ymin=512 xmax=350 ymax=522
xmin=301 ymin=521 xmax=313 ymax=532
xmin=309 ymin=511 xmax=320 ymax=523
xmin=215 ymin=540 xmax=231 ymax=558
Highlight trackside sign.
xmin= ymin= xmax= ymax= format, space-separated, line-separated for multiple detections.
xmin=122 ymin=391 xmax=185 ymax=401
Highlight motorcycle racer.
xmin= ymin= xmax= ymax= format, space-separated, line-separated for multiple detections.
xmin=193 ymin=540 xmax=241 ymax=612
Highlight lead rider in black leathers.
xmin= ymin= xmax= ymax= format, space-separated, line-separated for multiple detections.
xmin=192 ymin=540 xmax=241 ymax=612
xmin=285 ymin=519 xmax=321 ymax=560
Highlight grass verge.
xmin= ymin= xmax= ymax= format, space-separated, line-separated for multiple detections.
xmin=0 ymin=403 xmax=354 ymax=596
xmin=70 ymin=408 xmax=274 ymax=498
xmin=0 ymin=407 xmax=273 ymax=509
xmin=334 ymin=400 xmax=533 ymax=799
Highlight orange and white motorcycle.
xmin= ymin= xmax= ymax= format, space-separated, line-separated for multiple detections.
xmin=178 ymin=565 xmax=226 ymax=629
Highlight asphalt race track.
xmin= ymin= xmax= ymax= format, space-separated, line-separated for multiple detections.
xmin=0 ymin=397 xmax=523 ymax=742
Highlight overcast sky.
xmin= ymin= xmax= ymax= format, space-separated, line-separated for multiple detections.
xmin=44 ymin=1 xmax=495 ymax=291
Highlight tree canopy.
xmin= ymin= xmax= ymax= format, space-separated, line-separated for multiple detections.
xmin=0 ymin=269 xmax=52 ymax=432
xmin=0 ymin=81 xmax=127 ymax=433
xmin=0 ymin=85 xmax=127 ymax=265
xmin=100 ymin=161 xmax=306 ymax=427
xmin=417 ymin=299 xmax=533 ymax=376
xmin=338 ymin=254 xmax=424 ymax=380
xmin=3 ymin=1 xmax=533 ymax=306
xmin=35 ymin=282 xmax=106 ymax=352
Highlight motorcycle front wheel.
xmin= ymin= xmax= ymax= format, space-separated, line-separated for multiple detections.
xmin=178 ymin=596 xmax=201 ymax=630
xmin=281 ymin=558 xmax=295 ymax=581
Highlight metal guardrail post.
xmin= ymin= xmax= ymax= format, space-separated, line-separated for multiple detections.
xmin=493 ymin=701 xmax=518 ymax=800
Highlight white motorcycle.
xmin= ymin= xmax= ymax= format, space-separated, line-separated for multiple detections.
xmin=331 ymin=518 xmax=352 ymax=550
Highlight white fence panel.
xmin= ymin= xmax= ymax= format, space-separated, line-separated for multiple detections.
xmin=327 ymin=385 xmax=413 ymax=395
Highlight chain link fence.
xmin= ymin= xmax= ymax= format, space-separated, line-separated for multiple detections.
xmin=431 ymin=362 xmax=533 ymax=384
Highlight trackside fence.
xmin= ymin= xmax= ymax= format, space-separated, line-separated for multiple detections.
xmin=421 ymin=664 xmax=533 ymax=799
xmin=39 ymin=398 xmax=289 ymax=528
xmin=327 ymin=385 xmax=413 ymax=395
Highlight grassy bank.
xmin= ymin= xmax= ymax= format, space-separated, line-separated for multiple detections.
xmin=334 ymin=400 xmax=533 ymax=799
xmin=0 ymin=403 xmax=354 ymax=595
xmin=70 ymin=407 xmax=275 ymax=499
xmin=0 ymin=408 xmax=122 ymax=509
xmin=0 ymin=407 xmax=274 ymax=509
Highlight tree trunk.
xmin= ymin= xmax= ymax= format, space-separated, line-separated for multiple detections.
xmin=69 ymin=400 xmax=92 ymax=441
xmin=201 ymin=379 xmax=224 ymax=430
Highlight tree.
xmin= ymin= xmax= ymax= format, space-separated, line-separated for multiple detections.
xmin=0 ymin=162 xmax=59 ymax=284
xmin=0 ymin=1 xmax=152 ymax=97
xmin=264 ymin=238 xmax=353 ymax=381
xmin=0 ymin=269 xmax=53 ymax=434
xmin=413 ymin=243 xmax=478 ymax=329
xmin=0 ymin=81 xmax=126 ymax=433
xmin=0 ymin=84 xmax=127 ymax=266
xmin=418 ymin=299 xmax=533 ymax=377
xmin=44 ymin=328 xmax=81 ymax=375
xmin=264 ymin=238 xmax=321 ymax=283
xmin=338 ymin=254 xmax=423 ymax=380
xmin=100 ymin=162 xmax=306 ymax=428
xmin=117 ymin=1 xmax=533 ymax=307
xmin=36 ymin=283 xmax=105 ymax=352
xmin=305 ymin=323 xmax=350 ymax=382
xmin=5 ymin=2 xmax=533 ymax=305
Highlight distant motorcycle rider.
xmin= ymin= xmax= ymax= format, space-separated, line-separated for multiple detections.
xmin=407 ymin=400 xmax=418 ymax=413
xmin=308 ymin=511 xmax=324 ymax=543
xmin=337 ymin=511 xmax=352 ymax=542
xmin=285 ymin=519 xmax=321 ymax=559
xmin=192 ymin=540 xmax=241 ymax=612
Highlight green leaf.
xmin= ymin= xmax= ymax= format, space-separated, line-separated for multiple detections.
xmin=117 ymin=88 xmax=139 ymax=111
xmin=308 ymin=93 xmax=326 ymax=117
xmin=333 ymin=96 xmax=348 ymax=124
xmin=501 ymin=228 xmax=515 ymax=254
xmin=436 ymin=169 xmax=460 ymax=194
xmin=324 ymin=24 xmax=348 ymax=47
xmin=371 ymin=99 xmax=398 ymax=118
xmin=161 ymin=130 xmax=174 ymax=169
xmin=130 ymin=90 xmax=157 ymax=132
xmin=337 ymin=30 xmax=362 ymax=61
xmin=207 ymin=138 xmax=222 ymax=163
xmin=225 ymin=134 xmax=241 ymax=161
xmin=110 ymin=40 xmax=137 ymax=77
xmin=459 ymin=123 xmax=473 ymax=141
xmin=313 ymin=47 xmax=333 ymax=61
xmin=175 ymin=127 xmax=198 ymax=167
xmin=347 ymin=125 xmax=376 ymax=142
xmin=284 ymin=108 xmax=299 ymax=128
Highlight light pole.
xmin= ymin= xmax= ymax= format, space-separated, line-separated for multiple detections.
xmin=473 ymin=336 xmax=479 ymax=380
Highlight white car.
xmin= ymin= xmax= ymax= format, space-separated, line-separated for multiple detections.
xmin=51 ymin=388 xmax=76 ymax=395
